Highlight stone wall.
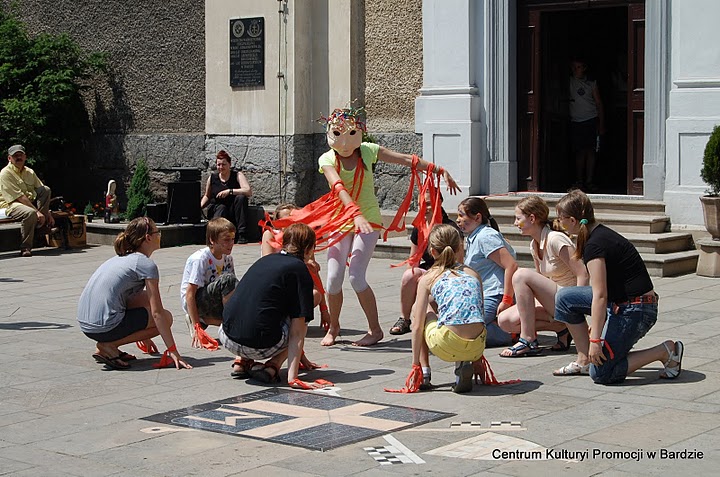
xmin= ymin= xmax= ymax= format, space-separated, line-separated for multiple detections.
xmin=2 ymin=0 xmax=424 ymax=211
xmin=1 ymin=0 xmax=205 ymax=205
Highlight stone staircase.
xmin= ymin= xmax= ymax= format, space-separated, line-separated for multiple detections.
xmin=375 ymin=194 xmax=700 ymax=277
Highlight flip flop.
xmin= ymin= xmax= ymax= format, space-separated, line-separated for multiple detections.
xmin=118 ymin=351 xmax=137 ymax=361
xmin=92 ymin=353 xmax=130 ymax=370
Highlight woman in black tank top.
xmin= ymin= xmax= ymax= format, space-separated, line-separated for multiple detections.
xmin=200 ymin=150 xmax=253 ymax=243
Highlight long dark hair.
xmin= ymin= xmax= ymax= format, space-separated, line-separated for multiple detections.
xmin=458 ymin=197 xmax=500 ymax=232
xmin=556 ymin=189 xmax=596 ymax=260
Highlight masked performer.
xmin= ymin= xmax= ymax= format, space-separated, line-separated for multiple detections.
xmin=317 ymin=107 xmax=461 ymax=347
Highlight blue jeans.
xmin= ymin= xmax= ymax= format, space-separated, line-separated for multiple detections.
xmin=483 ymin=294 xmax=512 ymax=348
xmin=555 ymin=286 xmax=658 ymax=384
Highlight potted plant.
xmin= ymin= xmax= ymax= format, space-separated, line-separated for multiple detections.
xmin=83 ymin=202 xmax=94 ymax=222
xmin=700 ymin=125 xmax=720 ymax=240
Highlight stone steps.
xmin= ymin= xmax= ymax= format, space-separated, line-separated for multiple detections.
xmin=376 ymin=194 xmax=699 ymax=277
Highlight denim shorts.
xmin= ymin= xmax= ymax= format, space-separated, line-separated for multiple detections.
xmin=555 ymin=286 xmax=659 ymax=384
xmin=484 ymin=294 xmax=512 ymax=347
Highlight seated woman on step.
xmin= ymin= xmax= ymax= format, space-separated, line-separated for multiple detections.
xmin=552 ymin=189 xmax=683 ymax=382
xmin=497 ymin=195 xmax=588 ymax=358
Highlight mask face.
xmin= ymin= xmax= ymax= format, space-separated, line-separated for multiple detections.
xmin=325 ymin=109 xmax=365 ymax=157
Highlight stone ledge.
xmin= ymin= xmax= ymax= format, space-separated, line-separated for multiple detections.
xmin=87 ymin=221 xmax=206 ymax=247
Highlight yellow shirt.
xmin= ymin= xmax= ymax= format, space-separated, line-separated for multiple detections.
xmin=0 ymin=163 xmax=44 ymax=209
xmin=318 ymin=142 xmax=382 ymax=230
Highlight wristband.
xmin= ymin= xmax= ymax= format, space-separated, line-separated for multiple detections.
xmin=319 ymin=302 xmax=329 ymax=313
xmin=502 ymin=294 xmax=513 ymax=305
xmin=437 ymin=167 xmax=445 ymax=176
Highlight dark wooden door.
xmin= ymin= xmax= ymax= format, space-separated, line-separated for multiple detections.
xmin=517 ymin=8 xmax=541 ymax=192
xmin=627 ymin=3 xmax=645 ymax=195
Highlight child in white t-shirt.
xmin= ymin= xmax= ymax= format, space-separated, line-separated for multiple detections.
xmin=181 ymin=218 xmax=238 ymax=350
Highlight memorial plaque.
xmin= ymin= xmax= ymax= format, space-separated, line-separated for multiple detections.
xmin=229 ymin=17 xmax=264 ymax=87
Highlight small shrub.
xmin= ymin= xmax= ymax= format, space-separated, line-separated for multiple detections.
xmin=125 ymin=158 xmax=153 ymax=220
xmin=701 ymin=125 xmax=720 ymax=196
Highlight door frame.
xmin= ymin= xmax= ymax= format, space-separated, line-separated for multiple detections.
xmin=486 ymin=0 xmax=668 ymax=199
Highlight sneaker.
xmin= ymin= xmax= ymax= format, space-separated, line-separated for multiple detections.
xmin=19 ymin=249 xmax=32 ymax=257
xmin=419 ymin=372 xmax=432 ymax=391
xmin=235 ymin=235 xmax=248 ymax=245
xmin=452 ymin=362 xmax=474 ymax=394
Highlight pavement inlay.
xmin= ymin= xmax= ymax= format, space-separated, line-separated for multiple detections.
xmin=142 ymin=388 xmax=454 ymax=451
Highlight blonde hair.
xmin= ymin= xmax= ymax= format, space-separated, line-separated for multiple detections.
xmin=556 ymin=189 xmax=596 ymax=260
xmin=425 ymin=223 xmax=463 ymax=283
xmin=114 ymin=217 xmax=156 ymax=256
xmin=206 ymin=217 xmax=235 ymax=246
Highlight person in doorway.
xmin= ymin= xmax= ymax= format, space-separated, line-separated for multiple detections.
xmin=0 ymin=145 xmax=55 ymax=257
xmin=200 ymin=150 xmax=253 ymax=244
xmin=569 ymin=56 xmax=605 ymax=192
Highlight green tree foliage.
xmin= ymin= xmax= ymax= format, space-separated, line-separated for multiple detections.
xmin=701 ymin=125 xmax=720 ymax=196
xmin=0 ymin=6 xmax=105 ymax=165
xmin=125 ymin=158 xmax=153 ymax=220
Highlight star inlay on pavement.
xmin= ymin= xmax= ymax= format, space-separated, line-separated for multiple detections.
xmin=143 ymin=388 xmax=454 ymax=451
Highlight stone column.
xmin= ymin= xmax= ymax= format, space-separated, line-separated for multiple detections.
xmin=415 ymin=0 xmax=483 ymax=211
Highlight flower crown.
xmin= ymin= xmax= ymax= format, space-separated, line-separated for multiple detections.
xmin=317 ymin=106 xmax=367 ymax=133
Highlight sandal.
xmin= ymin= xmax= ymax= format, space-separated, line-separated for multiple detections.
xmin=389 ymin=317 xmax=411 ymax=335
xmin=92 ymin=353 xmax=130 ymax=370
xmin=230 ymin=358 xmax=254 ymax=379
xmin=499 ymin=337 xmax=542 ymax=358
xmin=553 ymin=361 xmax=590 ymax=376
xmin=551 ymin=328 xmax=572 ymax=352
xmin=660 ymin=341 xmax=684 ymax=379
xmin=249 ymin=362 xmax=281 ymax=383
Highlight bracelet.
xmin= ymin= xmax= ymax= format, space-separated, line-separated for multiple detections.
xmin=319 ymin=302 xmax=329 ymax=313
xmin=589 ymin=338 xmax=603 ymax=343
xmin=229 ymin=188 xmax=233 ymax=195
xmin=501 ymin=294 xmax=513 ymax=305
xmin=437 ymin=167 xmax=445 ymax=176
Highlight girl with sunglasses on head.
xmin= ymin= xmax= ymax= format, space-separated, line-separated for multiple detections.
xmin=77 ymin=217 xmax=191 ymax=370
xmin=552 ymin=189 xmax=683 ymax=382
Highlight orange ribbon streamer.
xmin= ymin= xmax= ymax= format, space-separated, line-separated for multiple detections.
xmin=153 ymin=344 xmax=178 ymax=369
xmin=195 ymin=323 xmax=219 ymax=351
xmin=384 ymin=364 xmax=424 ymax=393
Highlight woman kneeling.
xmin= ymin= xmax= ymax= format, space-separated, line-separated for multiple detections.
xmin=411 ymin=224 xmax=487 ymax=394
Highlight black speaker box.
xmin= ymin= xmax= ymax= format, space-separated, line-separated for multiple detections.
xmin=167 ymin=182 xmax=201 ymax=224
xmin=146 ymin=203 xmax=168 ymax=224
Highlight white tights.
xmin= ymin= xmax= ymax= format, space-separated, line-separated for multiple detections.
xmin=326 ymin=231 xmax=380 ymax=295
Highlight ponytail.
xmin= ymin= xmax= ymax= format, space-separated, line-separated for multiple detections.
xmin=114 ymin=217 xmax=155 ymax=256
xmin=556 ymin=190 xmax=595 ymax=260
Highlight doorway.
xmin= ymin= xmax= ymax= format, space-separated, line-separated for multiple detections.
xmin=517 ymin=1 xmax=645 ymax=195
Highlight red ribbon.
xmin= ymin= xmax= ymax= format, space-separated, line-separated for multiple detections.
xmin=153 ymin=345 xmax=178 ymax=369
xmin=472 ymin=356 xmax=521 ymax=385
xmin=195 ymin=323 xmax=219 ymax=351
xmin=384 ymin=364 xmax=424 ymax=393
